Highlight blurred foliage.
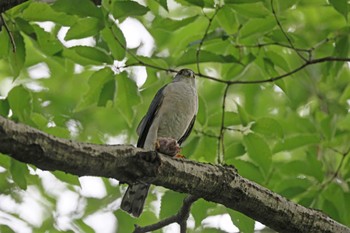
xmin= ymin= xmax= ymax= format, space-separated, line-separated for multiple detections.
xmin=0 ymin=0 xmax=350 ymax=232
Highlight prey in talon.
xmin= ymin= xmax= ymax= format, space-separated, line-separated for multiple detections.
xmin=155 ymin=137 xmax=183 ymax=157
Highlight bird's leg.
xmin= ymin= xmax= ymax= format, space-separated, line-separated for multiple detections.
xmin=156 ymin=137 xmax=183 ymax=157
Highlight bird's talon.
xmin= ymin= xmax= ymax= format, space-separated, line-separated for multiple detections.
xmin=175 ymin=154 xmax=186 ymax=159
xmin=155 ymin=140 xmax=160 ymax=150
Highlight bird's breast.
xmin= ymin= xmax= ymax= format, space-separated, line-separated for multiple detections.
xmin=157 ymin=83 xmax=197 ymax=139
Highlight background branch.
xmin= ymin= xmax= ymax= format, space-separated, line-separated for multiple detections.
xmin=134 ymin=195 xmax=198 ymax=233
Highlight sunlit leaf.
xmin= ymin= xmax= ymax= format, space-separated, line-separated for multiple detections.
xmin=7 ymin=85 xmax=32 ymax=122
xmin=10 ymin=159 xmax=29 ymax=190
xmin=63 ymin=46 xmax=113 ymax=65
xmin=100 ymin=26 xmax=126 ymax=60
xmin=0 ymin=99 xmax=10 ymax=117
xmin=111 ymin=1 xmax=149 ymax=19
xmin=251 ymin=117 xmax=284 ymax=139
xmin=228 ymin=209 xmax=255 ymax=233
xmin=65 ymin=17 xmax=103 ymax=40
xmin=243 ymin=133 xmax=272 ymax=176
xmin=115 ymin=72 xmax=141 ymax=126
xmin=76 ymin=68 xmax=115 ymax=110
xmin=329 ymin=0 xmax=348 ymax=21
xmin=22 ymin=2 xmax=77 ymax=25
xmin=239 ymin=16 xmax=276 ymax=39
xmin=273 ymin=134 xmax=320 ymax=153
xmin=52 ymin=0 xmax=102 ymax=18
xmin=52 ymin=170 xmax=81 ymax=186
xmin=160 ymin=190 xmax=187 ymax=218
xmin=8 ymin=32 xmax=26 ymax=78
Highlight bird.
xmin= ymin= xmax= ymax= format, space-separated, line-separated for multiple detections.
xmin=120 ymin=68 xmax=198 ymax=217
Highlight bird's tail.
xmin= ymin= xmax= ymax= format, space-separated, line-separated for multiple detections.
xmin=120 ymin=183 xmax=150 ymax=217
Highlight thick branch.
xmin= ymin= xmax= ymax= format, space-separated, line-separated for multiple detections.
xmin=0 ymin=115 xmax=349 ymax=233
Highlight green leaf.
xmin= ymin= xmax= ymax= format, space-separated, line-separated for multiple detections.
xmin=0 ymin=28 xmax=10 ymax=59
xmin=152 ymin=16 xmax=199 ymax=31
xmin=236 ymin=103 xmax=250 ymax=126
xmin=243 ymin=133 xmax=272 ymax=176
xmin=160 ymin=190 xmax=186 ymax=218
xmin=183 ymin=0 xmax=204 ymax=7
xmin=10 ymin=159 xmax=28 ymax=190
xmin=111 ymin=1 xmax=149 ymax=19
xmin=274 ymin=177 xmax=311 ymax=199
xmin=226 ymin=143 xmax=245 ymax=159
xmin=273 ymin=134 xmax=320 ymax=153
xmin=115 ymin=72 xmax=141 ymax=126
xmin=101 ymin=26 xmax=126 ymax=60
xmin=224 ymin=111 xmax=241 ymax=127
xmin=52 ymin=0 xmax=102 ymax=18
xmin=98 ymin=80 xmax=116 ymax=106
xmin=65 ymin=17 xmax=103 ymax=40
xmin=45 ymin=126 xmax=71 ymax=138
xmin=126 ymin=55 xmax=168 ymax=69
xmin=77 ymin=68 xmax=115 ymax=110
xmin=31 ymin=113 xmax=49 ymax=129
xmin=52 ymin=170 xmax=81 ymax=186
xmin=225 ymin=0 xmax=262 ymax=3
xmin=331 ymin=35 xmax=349 ymax=76
xmin=115 ymin=211 xmax=137 ymax=232
xmin=230 ymin=159 xmax=264 ymax=184
xmin=8 ymin=32 xmax=26 ymax=78
xmin=251 ymin=117 xmax=284 ymax=138
xmin=158 ymin=0 xmax=168 ymax=11
xmin=0 ymin=99 xmax=10 ymax=117
xmin=32 ymin=24 xmax=63 ymax=55
xmin=239 ymin=16 xmax=276 ymax=39
xmin=63 ymin=46 xmax=113 ymax=65
xmin=228 ymin=209 xmax=255 ymax=233
xmin=191 ymin=199 xmax=216 ymax=227
xmin=0 ymin=224 xmax=15 ymax=233
xmin=22 ymin=2 xmax=77 ymax=25
xmin=216 ymin=5 xmax=238 ymax=34
xmin=7 ymin=85 xmax=32 ymax=122
xmin=177 ymin=49 xmax=239 ymax=66
xmin=329 ymin=0 xmax=348 ymax=21
xmin=231 ymin=2 xmax=270 ymax=18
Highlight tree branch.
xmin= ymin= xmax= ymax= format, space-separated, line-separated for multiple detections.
xmin=0 ymin=116 xmax=349 ymax=233
xmin=134 ymin=195 xmax=198 ymax=233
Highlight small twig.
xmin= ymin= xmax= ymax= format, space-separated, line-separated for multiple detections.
xmin=234 ymin=42 xmax=311 ymax=54
xmin=310 ymin=147 xmax=350 ymax=208
xmin=198 ymin=56 xmax=350 ymax=84
xmin=196 ymin=8 xmax=221 ymax=74
xmin=325 ymin=147 xmax=350 ymax=184
xmin=0 ymin=13 xmax=16 ymax=53
xmin=194 ymin=129 xmax=219 ymax=139
xmin=217 ymin=84 xmax=231 ymax=164
xmin=271 ymin=0 xmax=307 ymax=62
xmin=134 ymin=195 xmax=198 ymax=233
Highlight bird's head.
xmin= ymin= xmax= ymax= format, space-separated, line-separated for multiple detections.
xmin=173 ymin=69 xmax=196 ymax=85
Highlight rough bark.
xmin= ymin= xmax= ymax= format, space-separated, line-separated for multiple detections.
xmin=0 ymin=115 xmax=349 ymax=233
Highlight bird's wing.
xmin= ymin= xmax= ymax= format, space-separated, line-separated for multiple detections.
xmin=137 ymin=85 xmax=167 ymax=148
xmin=178 ymin=115 xmax=196 ymax=145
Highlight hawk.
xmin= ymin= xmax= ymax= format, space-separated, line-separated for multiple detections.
xmin=121 ymin=69 xmax=198 ymax=217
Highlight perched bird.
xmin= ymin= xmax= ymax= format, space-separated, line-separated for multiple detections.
xmin=121 ymin=69 xmax=198 ymax=217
